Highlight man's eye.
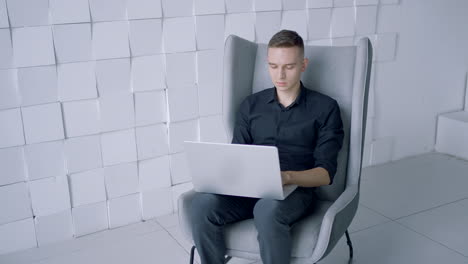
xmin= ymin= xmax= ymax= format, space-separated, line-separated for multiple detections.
xmin=270 ymin=65 xmax=277 ymax=69
xmin=286 ymin=65 xmax=294 ymax=70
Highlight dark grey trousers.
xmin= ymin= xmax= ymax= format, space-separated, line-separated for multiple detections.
xmin=189 ymin=187 xmax=317 ymax=264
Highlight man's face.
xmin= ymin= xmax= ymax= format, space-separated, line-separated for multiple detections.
xmin=267 ymin=46 xmax=308 ymax=93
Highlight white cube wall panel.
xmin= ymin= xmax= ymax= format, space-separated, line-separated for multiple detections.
xmin=53 ymin=24 xmax=92 ymax=63
xmin=307 ymin=0 xmax=332 ymax=8
xmin=12 ymin=26 xmax=55 ymax=68
xmin=254 ymin=0 xmax=281 ymax=11
xmin=0 ymin=29 xmax=13 ymax=69
xmin=356 ymin=6 xmax=378 ymax=35
xmin=308 ymin=8 xmax=332 ymax=40
xmin=0 ymin=183 xmax=32 ymax=225
xmin=29 ymin=176 xmax=71 ymax=217
xmin=0 ymin=69 xmax=20 ymax=110
xmin=465 ymin=73 xmax=468 ymax=111
xmin=162 ymin=0 xmax=193 ymax=18
xmin=99 ymin=94 xmax=135 ymax=132
xmin=0 ymin=0 xmax=9 ymax=28
xmin=169 ymin=152 xmax=191 ymax=185
xmin=194 ymin=0 xmax=225 ymax=15
xmin=92 ymin=21 xmax=130 ymax=60
xmin=169 ymin=119 xmax=199 ymax=154
xmin=376 ymin=33 xmax=398 ymax=62
xmin=332 ymin=36 xmax=354 ymax=46
xmin=377 ymin=5 xmax=402 ymax=34
xmin=165 ymin=52 xmax=196 ymax=88
xmin=57 ymin=62 xmax=97 ymax=102
xmin=200 ymin=115 xmax=228 ymax=143
xmin=25 ymin=141 xmax=66 ymax=181
xmin=0 ymin=218 xmax=37 ymax=255
xmin=72 ymin=201 xmax=108 ymax=237
xmin=64 ymin=135 xmax=103 ymax=173
xmin=281 ymin=10 xmax=308 ymax=41
xmin=197 ymin=50 xmax=223 ymax=87
xmin=167 ymin=85 xmax=199 ymax=122
xmin=255 ymin=11 xmax=281 ymax=44
xmin=21 ymin=103 xmax=65 ymax=144
xmin=132 ymin=55 xmax=166 ymax=92
xmin=381 ymin=0 xmax=399 ymax=4
xmin=34 ymin=210 xmax=74 ymax=246
xmin=89 ymin=0 xmax=127 ymax=22
xmin=282 ymin=0 xmax=306 ymax=10
xmin=333 ymin=0 xmax=354 ymax=7
xmin=101 ymin=129 xmax=138 ymax=166
xmin=6 ymin=0 xmax=49 ymax=27
xmin=163 ymin=17 xmax=196 ymax=53
xmin=331 ymin=7 xmax=355 ymax=38
xmin=199 ymin=84 xmax=223 ymax=117
xmin=104 ymin=162 xmax=139 ymax=199
xmin=141 ymin=188 xmax=173 ymax=220
xmin=307 ymin=38 xmax=332 ymax=46
xmin=0 ymin=108 xmax=25 ymax=148
xmin=69 ymin=169 xmax=106 ymax=207
xmin=435 ymin=111 xmax=468 ymax=160
xmin=139 ymin=156 xmax=172 ymax=191
xmin=195 ymin=15 xmax=225 ymax=50
xmin=355 ymin=0 xmax=378 ymax=5
xmin=96 ymin=58 xmax=132 ymax=96
xmin=108 ymin=193 xmax=141 ymax=229
xmin=225 ymin=0 xmax=253 ymax=13
xmin=50 ymin=0 xmax=91 ymax=24
xmin=63 ymin=99 xmax=100 ymax=138
xmin=0 ymin=147 xmax=27 ymax=185
xmin=136 ymin=124 xmax=169 ymax=160
xmin=225 ymin=13 xmax=255 ymax=42
xmin=370 ymin=137 xmax=394 ymax=165
xmin=127 ymin=0 xmax=162 ymax=19
xmin=18 ymin=66 xmax=58 ymax=107
xmin=135 ymin=90 xmax=167 ymax=126
xmin=129 ymin=19 xmax=163 ymax=56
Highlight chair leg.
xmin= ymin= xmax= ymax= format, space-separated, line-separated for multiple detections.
xmin=345 ymin=230 xmax=353 ymax=259
xmin=189 ymin=246 xmax=196 ymax=264
xmin=225 ymin=256 xmax=232 ymax=263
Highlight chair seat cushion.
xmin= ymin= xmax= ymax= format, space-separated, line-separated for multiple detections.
xmin=222 ymin=200 xmax=332 ymax=258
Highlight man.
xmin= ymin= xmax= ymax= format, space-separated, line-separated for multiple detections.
xmin=189 ymin=30 xmax=344 ymax=264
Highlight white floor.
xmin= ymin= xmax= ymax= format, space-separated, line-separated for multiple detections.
xmin=1 ymin=152 xmax=468 ymax=264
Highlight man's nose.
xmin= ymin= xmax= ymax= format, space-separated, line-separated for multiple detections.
xmin=279 ymin=69 xmax=286 ymax=79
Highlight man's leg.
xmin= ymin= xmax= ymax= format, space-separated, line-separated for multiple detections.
xmin=253 ymin=188 xmax=317 ymax=264
xmin=189 ymin=192 xmax=258 ymax=264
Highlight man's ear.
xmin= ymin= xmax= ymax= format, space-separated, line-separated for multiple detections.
xmin=302 ymin=58 xmax=309 ymax=72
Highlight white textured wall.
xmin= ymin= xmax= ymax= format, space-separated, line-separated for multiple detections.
xmin=0 ymin=0 xmax=430 ymax=255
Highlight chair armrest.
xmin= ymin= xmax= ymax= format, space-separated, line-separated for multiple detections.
xmin=177 ymin=189 xmax=198 ymax=242
xmin=310 ymin=184 xmax=359 ymax=262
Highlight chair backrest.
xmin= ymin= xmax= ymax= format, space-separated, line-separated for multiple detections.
xmin=222 ymin=35 xmax=372 ymax=201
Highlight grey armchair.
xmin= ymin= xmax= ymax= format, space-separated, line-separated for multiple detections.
xmin=178 ymin=35 xmax=372 ymax=264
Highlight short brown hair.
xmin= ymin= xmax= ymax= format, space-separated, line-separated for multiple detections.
xmin=268 ymin=30 xmax=304 ymax=56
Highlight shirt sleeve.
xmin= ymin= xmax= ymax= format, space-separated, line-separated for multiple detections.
xmin=231 ymin=98 xmax=253 ymax=144
xmin=313 ymin=100 xmax=345 ymax=185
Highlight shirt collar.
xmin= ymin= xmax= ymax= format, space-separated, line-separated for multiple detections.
xmin=267 ymin=81 xmax=306 ymax=107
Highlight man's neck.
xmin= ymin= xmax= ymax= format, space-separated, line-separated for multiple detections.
xmin=276 ymin=83 xmax=301 ymax=108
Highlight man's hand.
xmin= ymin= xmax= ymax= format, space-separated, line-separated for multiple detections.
xmin=281 ymin=171 xmax=292 ymax=186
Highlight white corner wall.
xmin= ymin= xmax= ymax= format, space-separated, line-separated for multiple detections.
xmin=5 ymin=0 xmax=467 ymax=255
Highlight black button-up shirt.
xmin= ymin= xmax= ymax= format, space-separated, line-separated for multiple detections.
xmin=231 ymin=83 xmax=344 ymax=185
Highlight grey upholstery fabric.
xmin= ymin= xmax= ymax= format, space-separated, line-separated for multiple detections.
xmin=178 ymin=35 xmax=372 ymax=263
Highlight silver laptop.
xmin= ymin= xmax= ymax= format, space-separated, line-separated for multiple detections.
xmin=184 ymin=141 xmax=298 ymax=200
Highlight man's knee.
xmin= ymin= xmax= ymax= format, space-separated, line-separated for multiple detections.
xmin=190 ymin=193 xmax=224 ymax=226
xmin=253 ymin=199 xmax=287 ymax=228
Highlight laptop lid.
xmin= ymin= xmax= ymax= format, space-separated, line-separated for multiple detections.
xmin=184 ymin=141 xmax=297 ymax=200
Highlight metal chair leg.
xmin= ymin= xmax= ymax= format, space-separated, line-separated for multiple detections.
xmin=190 ymin=246 xmax=196 ymax=264
xmin=345 ymin=230 xmax=353 ymax=259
